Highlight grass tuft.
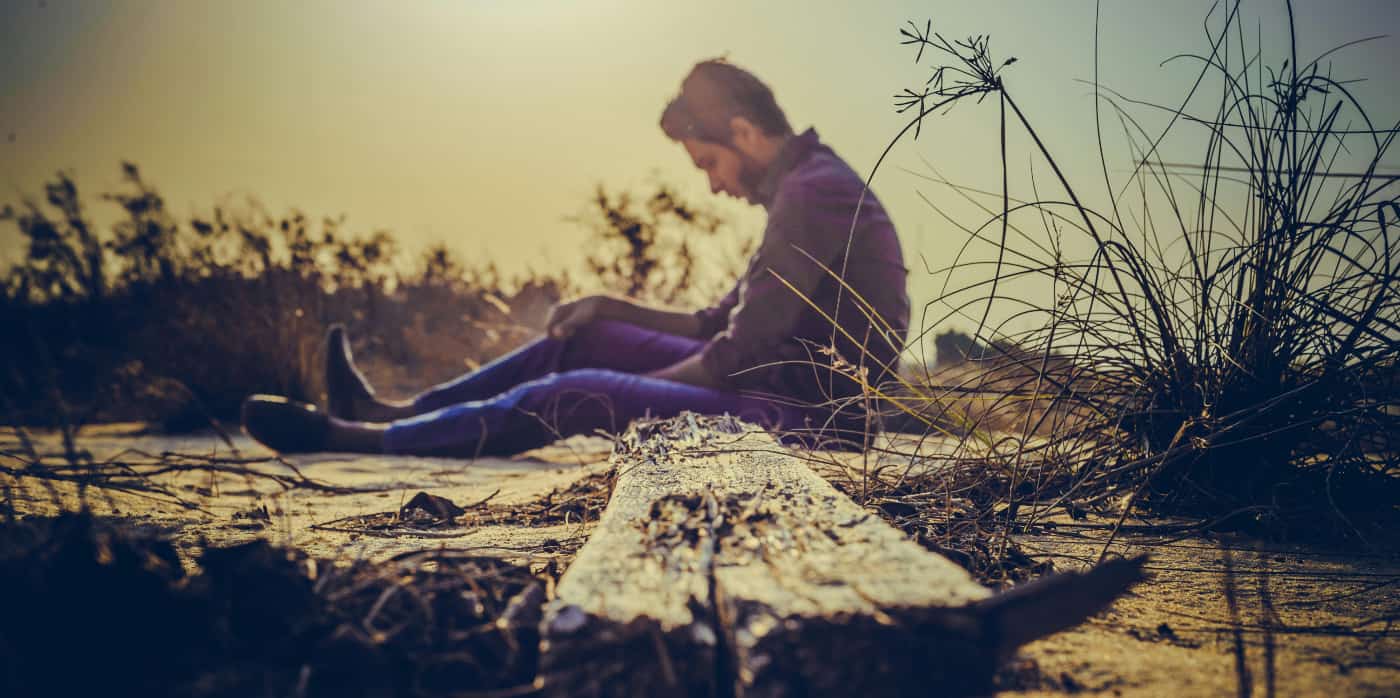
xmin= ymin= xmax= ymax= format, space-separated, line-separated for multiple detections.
xmin=829 ymin=1 xmax=1397 ymax=544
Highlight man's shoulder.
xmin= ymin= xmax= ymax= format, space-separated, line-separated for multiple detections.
xmin=774 ymin=145 xmax=880 ymax=212
xmin=786 ymin=145 xmax=856 ymax=188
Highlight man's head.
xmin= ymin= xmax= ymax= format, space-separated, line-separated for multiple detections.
xmin=661 ymin=59 xmax=793 ymax=204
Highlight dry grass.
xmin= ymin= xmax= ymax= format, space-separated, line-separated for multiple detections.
xmin=808 ymin=2 xmax=1398 ymax=553
xmin=0 ymin=513 xmax=549 ymax=697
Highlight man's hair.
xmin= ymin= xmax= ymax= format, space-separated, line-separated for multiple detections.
xmin=660 ymin=59 xmax=793 ymax=144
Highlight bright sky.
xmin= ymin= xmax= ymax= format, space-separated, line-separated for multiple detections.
xmin=3 ymin=1 xmax=1397 ymax=345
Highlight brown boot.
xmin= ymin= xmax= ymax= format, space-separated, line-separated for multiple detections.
xmin=325 ymin=324 xmax=378 ymax=420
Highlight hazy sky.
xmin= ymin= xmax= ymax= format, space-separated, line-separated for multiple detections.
xmin=3 ymin=0 xmax=1397 ymax=340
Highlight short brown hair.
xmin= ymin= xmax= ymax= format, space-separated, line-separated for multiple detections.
xmin=660 ymin=59 xmax=793 ymax=144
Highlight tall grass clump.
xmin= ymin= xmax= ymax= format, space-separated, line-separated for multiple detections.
xmin=842 ymin=2 xmax=1396 ymax=541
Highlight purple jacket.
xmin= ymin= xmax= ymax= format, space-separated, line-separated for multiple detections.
xmin=695 ymin=129 xmax=909 ymax=417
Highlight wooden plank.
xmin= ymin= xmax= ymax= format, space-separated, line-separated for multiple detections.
xmin=535 ymin=415 xmax=728 ymax=697
xmin=539 ymin=414 xmax=1142 ymax=697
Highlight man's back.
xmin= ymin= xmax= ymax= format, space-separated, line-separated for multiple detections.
xmin=695 ymin=128 xmax=910 ymax=418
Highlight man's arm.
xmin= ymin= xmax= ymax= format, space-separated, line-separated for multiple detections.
xmin=695 ymin=186 xmax=841 ymax=384
xmin=546 ymin=295 xmax=704 ymax=340
xmin=546 ymin=295 xmax=725 ymax=388
xmin=608 ymin=297 xmax=707 ymax=338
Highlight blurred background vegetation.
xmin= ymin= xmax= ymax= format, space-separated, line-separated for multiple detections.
xmin=0 ymin=163 xmax=748 ymax=432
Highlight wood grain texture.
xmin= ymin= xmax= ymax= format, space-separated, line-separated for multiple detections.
xmin=536 ymin=415 xmax=726 ymax=697
xmin=539 ymin=414 xmax=1002 ymax=697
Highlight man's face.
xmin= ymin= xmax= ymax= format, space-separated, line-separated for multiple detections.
xmin=682 ymin=138 xmax=764 ymax=204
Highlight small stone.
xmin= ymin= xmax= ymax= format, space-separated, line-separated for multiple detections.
xmin=691 ymin=621 xmax=717 ymax=646
xmin=550 ymin=604 xmax=588 ymax=634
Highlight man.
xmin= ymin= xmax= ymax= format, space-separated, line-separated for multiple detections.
xmin=241 ymin=59 xmax=909 ymax=456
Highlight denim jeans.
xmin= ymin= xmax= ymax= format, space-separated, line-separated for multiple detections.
xmin=381 ymin=320 xmax=826 ymax=457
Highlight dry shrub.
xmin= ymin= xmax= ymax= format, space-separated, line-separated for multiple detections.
xmin=0 ymin=164 xmax=570 ymax=428
xmin=3 ymin=166 xmax=738 ymax=431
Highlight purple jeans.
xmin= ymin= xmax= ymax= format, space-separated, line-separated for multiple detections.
xmin=381 ymin=320 xmax=821 ymax=457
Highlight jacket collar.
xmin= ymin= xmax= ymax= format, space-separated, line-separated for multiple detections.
xmin=754 ymin=128 xmax=820 ymax=207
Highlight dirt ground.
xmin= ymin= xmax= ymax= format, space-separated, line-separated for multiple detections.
xmin=3 ymin=425 xmax=1396 ymax=697
xmin=999 ymin=528 xmax=1398 ymax=697
xmin=2 ymin=424 xmax=613 ymax=571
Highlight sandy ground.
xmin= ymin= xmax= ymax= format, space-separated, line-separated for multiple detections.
xmin=3 ymin=425 xmax=1397 ymax=696
xmin=3 ymin=423 xmax=614 ymax=569
xmin=1001 ymin=528 xmax=1399 ymax=697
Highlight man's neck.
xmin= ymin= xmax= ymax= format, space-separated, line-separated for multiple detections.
xmin=749 ymin=132 xmax=792 ymax=172
xmin=747 ymin=130 xmax=805 ymax=206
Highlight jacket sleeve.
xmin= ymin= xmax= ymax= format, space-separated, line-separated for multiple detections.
xmin=698 ymin=184 xmax=851 ymax=383
xmin=693 ymin=278 xmax=741 ymax=339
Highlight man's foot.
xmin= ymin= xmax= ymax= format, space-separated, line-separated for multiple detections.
xmin=241 ymin=395 xmax=329 ymax=453
xmin=326 ymin=324 xmax=379 ymax=420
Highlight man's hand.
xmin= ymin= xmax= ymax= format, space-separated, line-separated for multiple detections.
xmin=544 ymin=295 xmax=614 ymax=339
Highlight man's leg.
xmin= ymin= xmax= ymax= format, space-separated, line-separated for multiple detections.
xmin=333 ymin=319 xmax=705 ymax=421
xmin=410 ymin=320 xmax=705 ymax=409
xmin=381 ymin=368 xmax=811 ymax=458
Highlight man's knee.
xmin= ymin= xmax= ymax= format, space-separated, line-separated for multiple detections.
xmin=559 ymin=319 xmax=643 ymax=367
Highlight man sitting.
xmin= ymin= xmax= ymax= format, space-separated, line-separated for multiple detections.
xmin=241 ymin=59 xmax=910 ymax=457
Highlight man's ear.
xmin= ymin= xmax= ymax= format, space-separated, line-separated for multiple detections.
xmin=728 ymin=116 xmax=760 ymax=152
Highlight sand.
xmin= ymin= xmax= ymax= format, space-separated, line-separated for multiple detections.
xmin=3 ymin=424 xmax=1396 ymax=696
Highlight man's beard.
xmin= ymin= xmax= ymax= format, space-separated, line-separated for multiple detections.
xmin=736 ymin=151 xmax=767 ymax=204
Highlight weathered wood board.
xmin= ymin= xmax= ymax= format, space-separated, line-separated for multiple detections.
xmin=534 ymin=416 xmax=727 ymax=696
xmin=538 ymin=414 xmax=1013 ymax=696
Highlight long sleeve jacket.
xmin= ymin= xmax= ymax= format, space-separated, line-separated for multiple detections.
xmin=694 ymin=128 xmax=910 ymax=422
